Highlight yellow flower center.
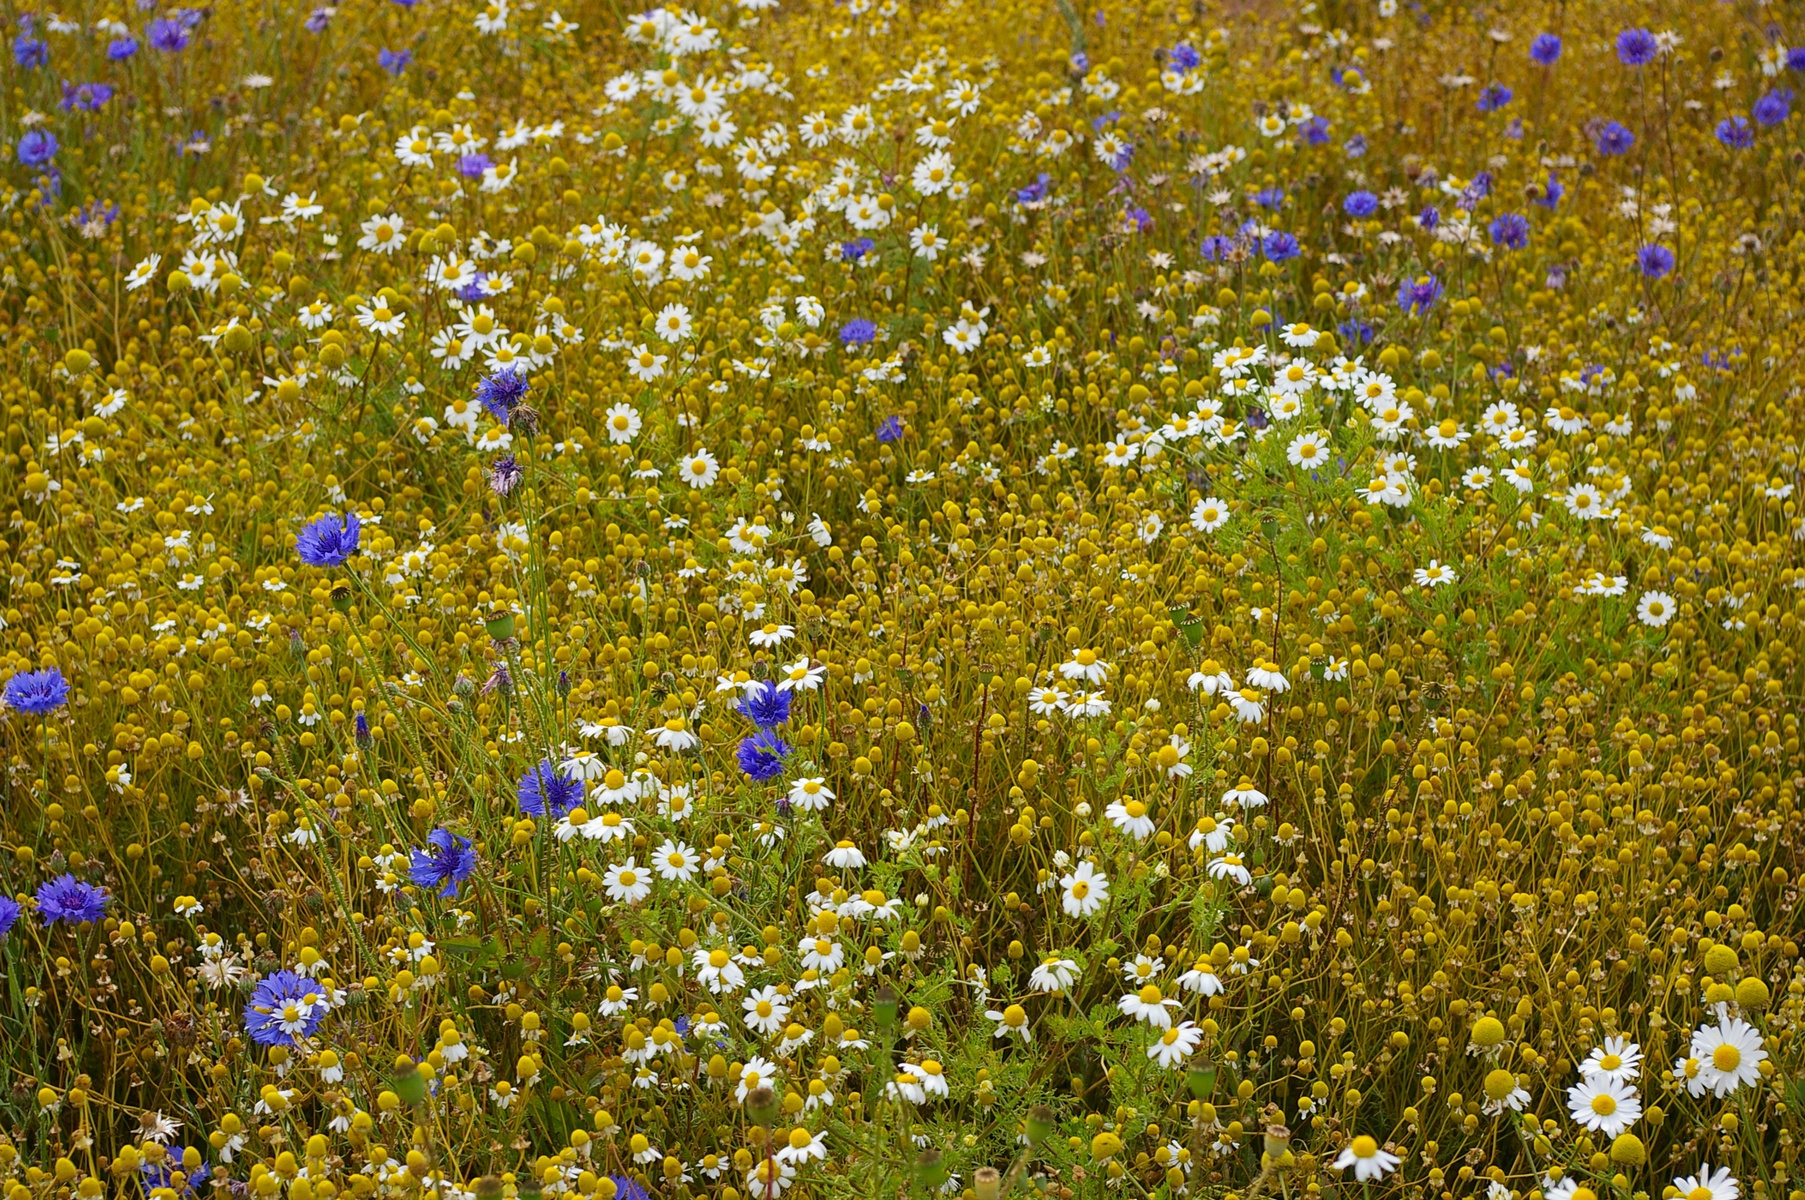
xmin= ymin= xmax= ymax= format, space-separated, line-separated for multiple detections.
xmin=1713 ymin=1044 xmax=1741 ymax=1072
xmin=1350 ymin=1136 xmax=1378 ymax=1158
xmin=1590 ymin=1093 xmax=1617 ymax=1116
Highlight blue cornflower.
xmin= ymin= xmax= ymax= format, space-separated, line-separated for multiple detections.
xmin=1397 ymin=275 xmax=1443 ymax=315
xmin=876 ymin=415 xmax=904 ymax=442
xmin=1200 ymin=234 xmax=1233 ymax=261
xmin=1594 ymin=121 xmax=1635 ymax=156
xmin=1123 ymin=204 xmax=1152 ymax=232
xmin=13 ymin=32 xmax=47 ymax=68
xmin=1252 ymin=186 xmax=1284 ymax=209
xmin=458 ymin=152 xmax=492 ymax=178
xmin=304 ymin=6 xmax=333 ymax=31
xmin=1637 ymin=244 xmax=1675 ymax=279
xmin=489 ymin=454 xmax=524 ymax=496
xmin=1754 ymin=88 xmax=1793 ymax=127
xmin=1342 ymin=134 xmax=1367 ymax=157
xmin=1014 ymin=173 xmax=1051 ymax=205
xmin=1615 ymin=28 xmax=1659 ymax=66
xmin=5 ymin=667 xmax=69 ymax=715
xmin=1337 ymin=319 xmax=1374 ymax=345
xmin=1476 ymin=83 xmax=1512 ymax=113
xmin=1343 ymin=190 xmax=1378 ymax=218
xmin=1456 ymin=171 xmax=1492 ymax=211
xmin=378 ymin=47 xmax=411 ymax=73
xmin=107 ymin=35 xmax=139 ymax=58
xmin=1532 ymin=173 xmax=1564 ymax=209
xmin=0 ymin=895 xmax=20 ymax=938
xmin=1417 ymin=205 xmax=1440 ymax=231
xmin=294 ymin=511 xmax=361 ymax=568
xmin=839 ymin=237 xmax=874 ymax=262
xmin=737 ymin=729 xmax=790 ymax=782
xmin=607 ymin=1178 xmax=650 ymax=1200
xmin=140 ymin=1150 xmax=207 ymax=1194
xmin=475 ymin=369 xmax=529 ymax=421
xmin=839 ymin=318 xmax=877 ymax=346
xmin=1489 ymin=212 xmax=1530 ymax=251
xmin=146 ymin=16 xmax=189 ymax=50
xmin=243 ymin=969 xmax=327 ymax=1047
xmin=1529 ymin=33 xmax=1562 ymax=65
xmin=1166 ymin=43 xmax=1199 ymax=72
xmin=1791 ymin=47 xmax=1805 ymax=73
xmin=60 ymin=81 xmax=115 ymax=111
xmin=737 ymin=681 xmax=793 ymax=729
xmin=1296 ymin=115 xmax=1330 ymax=146
xmin=410 ymin=829 xmax=477 ymax=898
xmin=36 ymin=874 xmax=107 ymax=925
xmin=1716 ymin=116 xmax=1754 ymax=149
xmin=1262 ymin=231 xmax=1300 ymax=262
xmin=517 ymin=759 xmax=583 ymax=818
xmin=16 ymin=130 xmax=58 ymax=169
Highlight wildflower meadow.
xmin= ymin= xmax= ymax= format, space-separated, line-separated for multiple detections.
xmin=5 ymin=0 xmax=1805 ymax=1198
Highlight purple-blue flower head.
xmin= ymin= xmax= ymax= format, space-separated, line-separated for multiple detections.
xmin=475 ymin=368 xmax=529 ymax=421
xmin=875 ymin=414 xmax=904 ymax=442
xmin=1532 ymin=173 xmax=1565 ymax=209
xmin=5 ymin=667 xmax=69 ymax=715
xmin=1716 ymin=116 xmax=1754 ymax=149
xmin=1262 ymin=231 xmax=1300 ymax=262
xmin=1165 ymin=43 xmax=1199 ymax=72
xmin=1637 ymin=244 xmax=1675 ymax=279
xmin=1594 ymin=121 xmax=1635 ymax=157
xmin=737 ymin=729 xmax=790 ymax=782
xmin=146 ymin=16 xmax=190 ymax=50
xmin=1615 ymin=28 xmax=1659 ymax=66
xmin=409 ymin=828 xmax=477 ymax=898
xmin=518 ymin=759 xmax=583 ymax=818
xmin=17 ymin=130 xmax=58 ymax=169
xmin=839 ymin=237 xmax=873 ymax=262
xmin=1529 ymin=33 xmax=1562 ymax=65
xmin=839 ymin=318 xmax=876 ymax=347
xmin=1754 ymin=88 xmax=1793 ymax=127
xmin=1252 ymin=186 xmax=1284 ymax=210
xmin=1397 ymin=275 xmax=1443 ymax=315
xmin=1489 ymin=212 xmax=1530 ymax=251
xmin=1343 ymin=190 xmax=1378 ymax=218
xmin=458 ymin=153 xmax=492 ymax=179
xmin=13 ymin=32 xmax=47 ymax=68
xmin=295 ymin=511 xmax=361 ymax=568
xmin=1296 ymin=115 xmax=1330 ymax=146
xmin=378 ymin=47 xmax=411 ymax=74
xmin=0 ymin=895 xmax=20 ymax=938
xmin=1342 ymin=133 xmax=1368 ymax=158
xmin=1418 ymin=205 xmax=1441 ymax=231
xmin=244 ymin=969 xmax=327 ymax=1046
xmin=489 ymin=454 xmax=523 ymax=496
xmin=1014 ymin=174 xmax=1051 ymax=205
xmin=60 ymin=81 xmax=115 ymax=112
xmin=1476 ymin=83 xmax=1512 ymax=113
xmin=140 ymin=1150 xmax=208 ymax=1195
xmin=107 ymin=35 xmax=139 ymax=58
xmin=737 ymin=681 xmax=793 ymax=729
xmin=1199 ymin=234 xmax=1233 ymax=262
xmin=36 ymin=874 xmax=107 ymax=925
xmin=1791 ymin=47 xmax=1805 ymax=73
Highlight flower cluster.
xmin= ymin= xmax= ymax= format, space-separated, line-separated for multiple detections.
xmin=1 ymin=1 xmax=1804 ymax=1199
